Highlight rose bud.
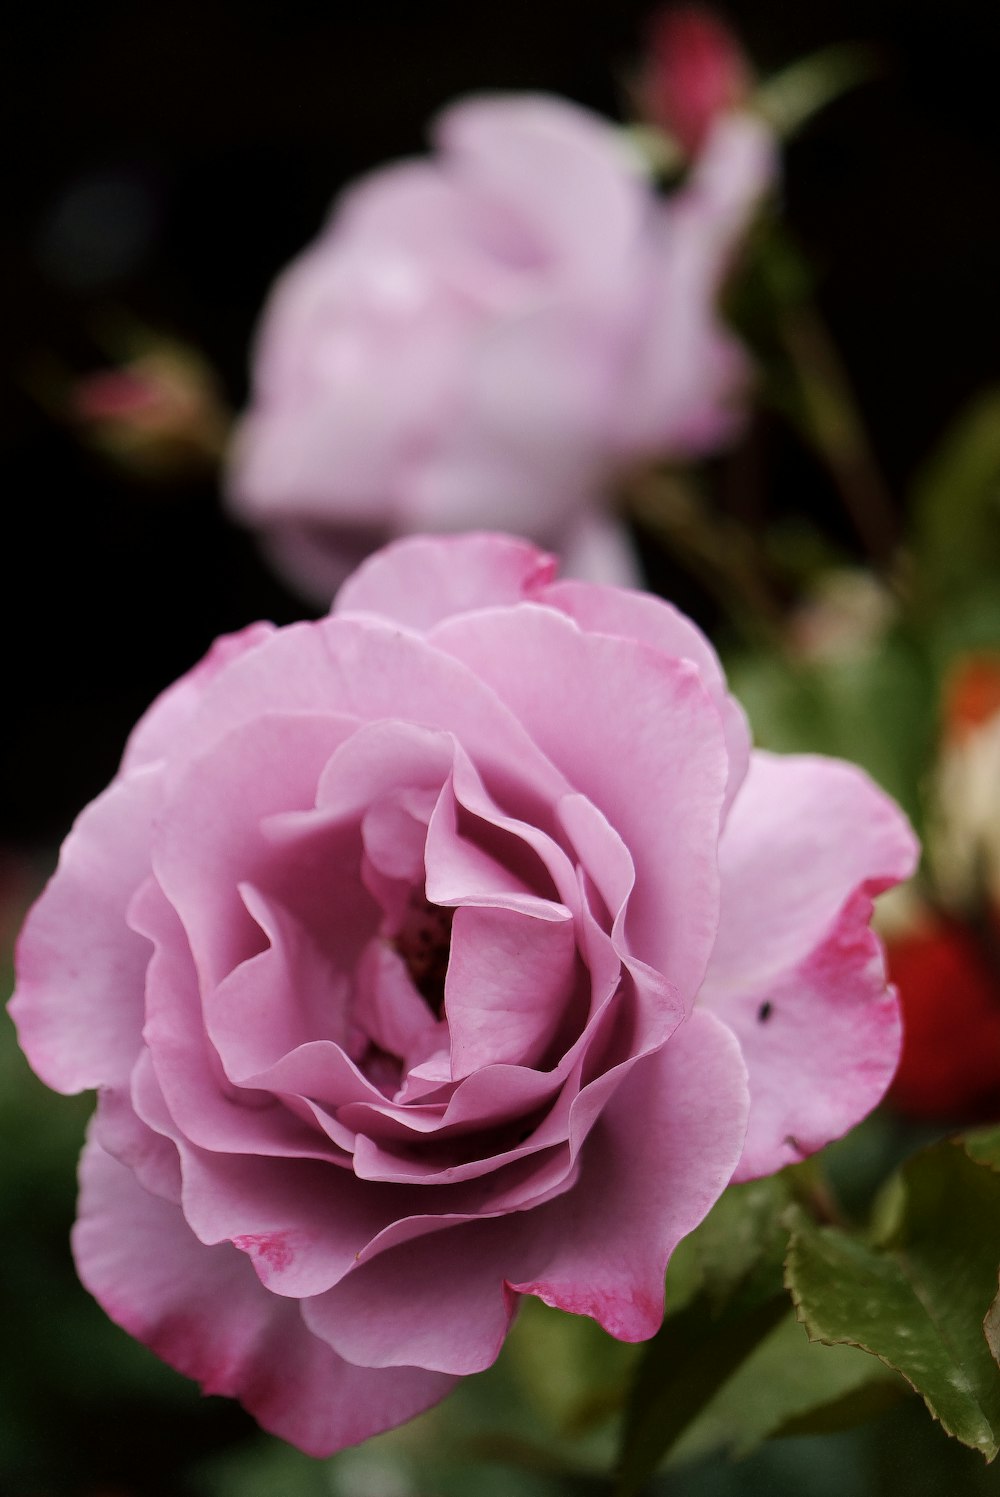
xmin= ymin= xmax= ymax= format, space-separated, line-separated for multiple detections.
xmin=639 ymin=6 xmax=752 ymax=156
xmin=10 ymin=534 xmax=915 ymax=1455
xmin=227 ymin=94 xmax=775 ymax=605
xmin=71 ymin=346 xmax=229 ymax=479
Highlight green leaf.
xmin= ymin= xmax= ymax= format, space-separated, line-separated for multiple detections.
xmin=616 ymin=1290 xmax=789 ymax=1495
xmin=772 ymin=1363 xmax=907 ymax=1440
xmin=669 ymin=1310 xmax=906 ymax=1461
xmin=725 ymin=634 xmax=933 ymax=830
xmin=615 ymin=1176 xmax=795 ymax=1495
xmin=756 ymin=43 xmax=881 ymax=140
xmin=786 ymin=1141 xmax=1000 ymax=1459
xmin=501 ymin=1294 xmax=636 ymax=1438
xmin=693 ymin=1175 xmax=795 ymax=1311
xmin=912 ymin=389 xmax=1000 ymax=603
xmin=963 ymin=1125 xmax=1000 ymax=1171
xmin=962 ymin=1131 xmax=1000 ymax=1372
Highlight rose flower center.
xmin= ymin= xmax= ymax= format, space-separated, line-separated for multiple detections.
xmin=392 ymin=891 xmax=455 ymax=1017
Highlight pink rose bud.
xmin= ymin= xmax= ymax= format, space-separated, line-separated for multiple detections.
xmin=641 ymin=6 xmax=752 ymax=155
xmin=71 ymin=348 xmax=229 ymax=477
xmin=9 ymin=535 xmax=915 ymax=1455
xmin=228 ymin=93 xmax=774 ymax=606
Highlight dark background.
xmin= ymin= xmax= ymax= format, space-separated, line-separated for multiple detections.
xmin=3 ymin=0 xmax=999 ymax=845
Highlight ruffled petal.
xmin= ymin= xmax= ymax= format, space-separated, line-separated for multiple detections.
xmin=305 ymin=1007 xmax=747 ymax=1368
xmin=302 ymin=1219 xmax=519 ymax=1375
xmin=444 ymin=904 xmax=579 ymax=1075
xmin=430 ymin=604 xmax=728 ymax=999
xmin=152 ymin=713 xmax=360 ymax=989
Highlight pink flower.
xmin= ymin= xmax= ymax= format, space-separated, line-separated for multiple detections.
xmin=9 ymin=535 xmax=914 ymax=1455
xmin=227 ymin=94 xmax=775 ymax=604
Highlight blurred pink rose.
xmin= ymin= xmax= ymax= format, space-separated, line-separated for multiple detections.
xmin=10 ymin=534 xmax=913 ymax=1455
xmin=228 ymin=94 xmax=775 ymax=603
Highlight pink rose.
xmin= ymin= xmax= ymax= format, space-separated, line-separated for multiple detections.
xmin=10 ymin=535 xmax=914 ymax=1455
xmin=227 ymin=94 xmax=775 ymax=603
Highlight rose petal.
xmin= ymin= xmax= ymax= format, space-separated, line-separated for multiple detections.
xmin=133 ymin=877 xmax=342 ymax=1161
xmin=445 ymin=904 xmax=579 ymax=1076
xmin=152 ymin=713 xmax=361 ymax=989
xmin=334 ymin=532 xmax=556 ymax=630
xmin=11 ymin=765 xmax=161 ymax=1092
xmin=699 ymin=751 xmax=918 ymax=1179
xmin=121 ymin=624 xmax=276 ymax=772
xmin=507 ymin=1007 xmax=748 ymax=1336
xmin=541 ymin=578 xmax=750 ymax=813
xmin=302 ymin=1219 xmax=519 ymax=1374
xmin=431 ymin=604 xmax=728 ymax=998
xmin=91 ymin=1085 xmax=182 ymax=1203
xmin=149 ymin=620 xmax=362 ymax=776
xmin=434 ymin=94 xmax=648 ymax=287
xmin=74 ymin=1136 xmax=454 ymax=1456
xmin=306 ymin=1007 xmax=747 ymax=1367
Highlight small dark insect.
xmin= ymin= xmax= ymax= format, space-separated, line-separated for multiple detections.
xmin=757 ymin=1000 xmax=774 ymax=1023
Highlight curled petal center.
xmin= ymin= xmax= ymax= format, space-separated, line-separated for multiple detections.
xmin=391 ymin=891 xmax=455 ymax=1018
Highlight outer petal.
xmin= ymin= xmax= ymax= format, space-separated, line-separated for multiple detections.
xmin=116 ymin=618 xmax=369 ymax=789
xmin=334 ymin=532 xmax=556 ymax=631
xmin=508 ymin=1008 xmax=749 ymax=1336
xmin=10 ymin=765 xmax=160 ymax=1092
xmin=74 ymin=1137 xmax=454 ymax=1457
xmin=540 ymin=576 xmax=750 ymax=812
xmin=699 ymin=751 xmax=918 ymax=1180
xmin=121 ymin=624 xmax=276 ymax=772
xmin=421 ymin=305 xmax=624 ymax=517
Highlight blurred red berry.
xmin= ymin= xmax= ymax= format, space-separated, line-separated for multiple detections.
xmin=942 ymin=652 xmax=1000 ymax=745
xmin=887 ymin=914 xmax=1000 ymax=1121
xmin=640 ymin=5 xmax=751 ymax=154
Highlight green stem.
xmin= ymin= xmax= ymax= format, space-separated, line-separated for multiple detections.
xmin=757 ymin=232 xmax=900 ymax=572
xmin=624 ymin=468 xmax=786 ymax=647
